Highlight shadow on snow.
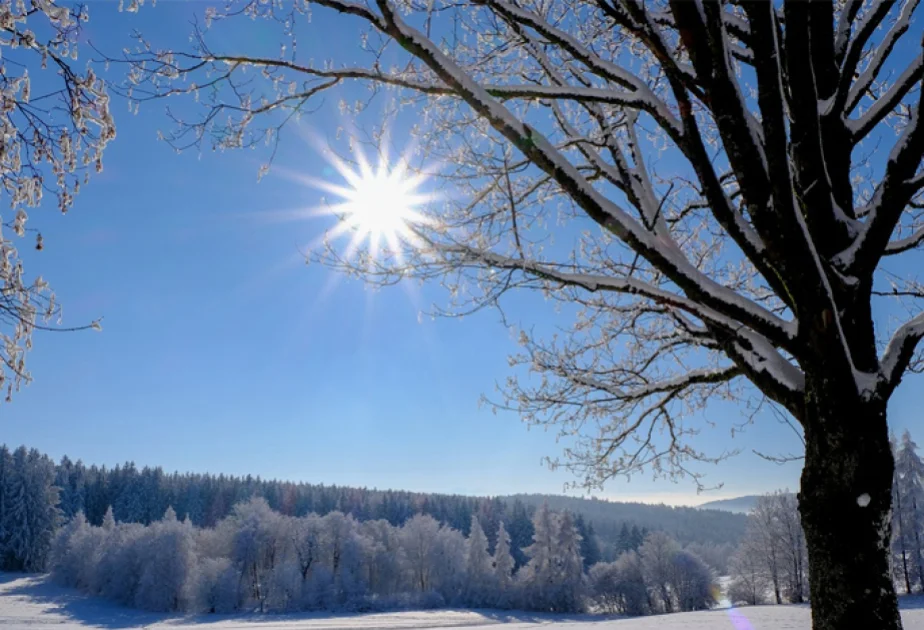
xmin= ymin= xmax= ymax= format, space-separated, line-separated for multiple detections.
xmin=4 ymin=575 xmax=622 ymax=629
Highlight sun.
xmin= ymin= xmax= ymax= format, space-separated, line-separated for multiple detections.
xmin=316 ymin=149 xmax=433 ymax=261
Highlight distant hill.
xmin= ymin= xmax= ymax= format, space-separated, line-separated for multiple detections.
xmin=697 ymin=495 xmax=760 ymax=514
xmin=504 ymin=493 xmax=749 ymax=553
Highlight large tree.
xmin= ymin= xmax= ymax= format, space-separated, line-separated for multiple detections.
xmin=128 ymin=1 xmax=924 ymax=628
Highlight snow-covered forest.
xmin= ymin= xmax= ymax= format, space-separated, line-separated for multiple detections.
xmin=2 ymin=431 xmax=923 ymax=617
xmin=0 ymin=444 xmax=744 ymax=571
xmin=46 ymin=497 xmax=716 ymax=615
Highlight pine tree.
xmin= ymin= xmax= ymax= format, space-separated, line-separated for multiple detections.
xmin=0 ymin=447 xmax=60 ymax=571
xmin=575 ymin=515 xmax=601 ymax=569
xmin=520 ymin=503 xmax=558 ymax=610
xmin=0 ymin=446 xmax=12 ymax=565
xmin=895 ymin=430 xmax=924 ymax=592
xmin=617 ymin=523 xmax=632 ymax=554
xmin=102 ymin=506 xmax=116 ymax=531
xmin=464 ymin=515 xmax=493 ymax=606
xmin=554 ymin=511 xmax=585 ymax=612
xmin=493 ymin=521 xmax=516 ymax=608
xmin=506 ymin=501 xmax=534 ymax=569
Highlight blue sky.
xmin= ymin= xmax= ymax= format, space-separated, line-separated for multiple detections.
xmin=2 ymin=1 xmax=922 ymax=506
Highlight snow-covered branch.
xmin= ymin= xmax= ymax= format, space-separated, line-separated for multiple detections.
xmin=838 ymin=88 xmax=924 ymax=273
xmin=881 ymin=311 xmax=924 ymax=394
xmin=365 ymin=0 xmax=796 ymax=349
xmin=131 ymin=0 xmax=924 ymax=499
xmin=434 ymin=241 xmax=804 ymax=408
xmin=884 ymin=225 xmax=924 ymax=255
xmin=844 ymin=0 xmax=922 ymax=116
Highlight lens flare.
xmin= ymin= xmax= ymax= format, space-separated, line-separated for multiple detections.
xmin=313 ymin=148 xmax=435 ymax=262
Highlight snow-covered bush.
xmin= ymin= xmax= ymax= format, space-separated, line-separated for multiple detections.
xmin=194 ymin=557 xmax=239 ymax=613
xmin=588 ymin=552 xmax=649 ymax=616
xmin=134 ymin=508 xmax=197 ymax=611
xmin=670 ymin=549 xmax=716 ymax=612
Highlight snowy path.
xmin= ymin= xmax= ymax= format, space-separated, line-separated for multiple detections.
xmin=1 ymin=575 xmax=924 ymax=630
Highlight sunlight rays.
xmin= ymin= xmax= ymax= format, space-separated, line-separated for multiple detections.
xmin=309 ymin=146 xmax=437 ymax=264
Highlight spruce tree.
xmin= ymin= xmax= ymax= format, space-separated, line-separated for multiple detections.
xmin=520 ymin=503 xmax=558 ymax=610
xmin=493 ymin=521 xmax=516 ymax=608
xmin=895 ymin=430 xmax=924 ymax=591
xmin=554 ymin=511 xmax=585 ymax=612
xmin=464 ymin=515 xmax=493 ymax=606
xmin=575 ymin=515 xmax=601 ymax=569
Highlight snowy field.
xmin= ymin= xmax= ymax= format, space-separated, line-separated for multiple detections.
xmin=2 ymin=574 xmax=924 ymax=630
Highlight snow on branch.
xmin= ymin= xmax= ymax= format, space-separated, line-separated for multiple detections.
xmin=881 ymin=311 xmax=924 ymax=394
xmin=127 ymin=0 xmax=924 ymax=481
xmin=844 ymin=0 xmax=922 ymax=116
xmin=884 ymin=225 xmax=924 ymax=255
xmin=847 ymin=52 xmax=924 ymax=143
xmin=364 ymin=0 xmax=796 ymax=349
xmin=434 ymin=241 xmax=804 ymax=404
xmin=837 ymin=90 xmax=924 ymax=273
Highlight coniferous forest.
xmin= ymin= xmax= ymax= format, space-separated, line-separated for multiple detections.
xmin=2 ymin=435 xmax=923 ymax=617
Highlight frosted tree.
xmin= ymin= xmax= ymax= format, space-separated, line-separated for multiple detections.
xmin=587 ymin=551 xmax=649 ymax=616
xmin=747 ymin=494 xmax=784 ymax=604
xmin=670 ymin=549 xmax=715 ymax=612
xmin=319 ymin=511 xmax=369 ymax=605
xmin=126 ymin=0 xmax=924 ymax=626
xmin=0 ymin=446 xmax=11 ymax=554
xmin=728 ymin=543 xmax=770 ymax=607
xmin=94 ymin=522 xmax=146 ymax=604
xmin=194 ymin=556 xmax=238 ymax=613
xmin=230 ymin=497 xmax=285 ymax=611
xmin=493 ymin=521 xmax=516 ymax=608
xmin=134 ymin=509 xmax=198 ymax=611
xmin=361 ymin=519 xmax=403 ymax=597
xmin=49 ymin=511 xmax=90 ymax=587
xmin=894 ymin=431 xmax=924 ymax=592
xmin=399 ymin=514 xmax=441 ymax=593
xmin=587 ymin=561 xmax=621 ymax=614
xmin=575 ymin=515 xmax=601 ymax=570
xmin=430 ymin=524 xmax=467 ymax=603
xmin=0 ymin=446 xmax=59 ymax=571
xmin=771 ymin=492 xmax=808 ymax=604
xmin=519 ymin=503 xmax=558 ymax=609
xmin=291 ymin=514 xmax=323 ymax=583
xmin=102 ymin=506 xmax=116 ymax=531
xmin=464 ymin=515 xmax=494 ymax=606
xmin=56 ymin=457 xmax=86 ymax=518
xmin=639 ymin=531 xmax=679 ymax=614
xmin=553 ymin=511 xmax=586 ymax=612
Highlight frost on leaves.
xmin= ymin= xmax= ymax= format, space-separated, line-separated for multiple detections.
xmin=0 ymin=0 xmax=113 ymax=403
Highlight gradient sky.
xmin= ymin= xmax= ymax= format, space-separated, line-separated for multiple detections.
xmin=2 ymin=1 xmax=922 ymax=507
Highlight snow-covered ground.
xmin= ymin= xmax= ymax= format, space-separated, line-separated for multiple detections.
xmin=1 ymin=574 xmax=924 ymax=630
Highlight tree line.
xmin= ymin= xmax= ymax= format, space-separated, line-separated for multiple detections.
xmin=48 ymin=495 xmax=716 ymax=616
xmin=0 ymin=443 xmax=746 ymax=574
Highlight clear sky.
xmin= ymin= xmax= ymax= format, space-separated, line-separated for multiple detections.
xmin=2 ymin=1 xmax=921 ymax=507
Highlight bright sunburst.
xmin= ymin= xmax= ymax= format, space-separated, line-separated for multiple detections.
xmin=315 ymin=149 xmax=434 ymax=261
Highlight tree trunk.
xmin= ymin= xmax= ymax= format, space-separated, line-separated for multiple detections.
xmin=799 ymin=391 xmax=902 ymax=630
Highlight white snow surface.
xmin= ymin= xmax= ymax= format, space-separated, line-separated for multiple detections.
xmin=2 ymin=574 xmax=924 ymax=630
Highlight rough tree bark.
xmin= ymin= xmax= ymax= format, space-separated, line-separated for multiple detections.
xmin=800 ymin=387 xmax=898 ymax=629
xmin=126 ymin=2 xmax=924 ymax=628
